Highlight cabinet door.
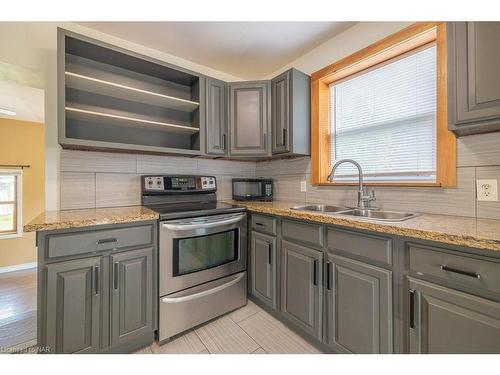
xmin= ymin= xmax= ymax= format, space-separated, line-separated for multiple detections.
xmin=281 ymin=240 xmax=322 ymax=339
xmin=228 ymin=82 xmax=269 ymax=156
xmin=271 ymin=70 xmax=290 ymax=154
xmin=206 ymin=78 xmax=227 ymax=155
xmin=449 ymin=22 xmax=500 ymax=135
xmin=110 ymin=247 xmax=153 ymax=347
xmin=409 ymin=278 xmax=500 ymax=353
xmin=250 ymin=231 xmax=277 ymax=309
xmin=326 ymin=254 xmax=392 ymax=353
xmin=45 ymin=257 xmax=102 ymax=353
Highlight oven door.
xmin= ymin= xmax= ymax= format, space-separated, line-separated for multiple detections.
xmin=159 ymin=212 xmax=247 ymax=296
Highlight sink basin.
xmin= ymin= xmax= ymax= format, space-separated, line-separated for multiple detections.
xmin=338 ymin=209 xmax=418 ymax=222
xmin=291 ymin=204 xmax=349 ymax=213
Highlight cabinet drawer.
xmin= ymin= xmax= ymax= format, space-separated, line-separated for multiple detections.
xmin=409 ymin=244 xmax=500 ymax=295
xmin=327 ymin=228 xmax=392 ymax=267
xmin=251 ymin=214 xmax=277 ymax=235
xmin=47 ymin=224 xmax=154 ymax=259
xmin=282 ymin=219 xmax=323 ymax=248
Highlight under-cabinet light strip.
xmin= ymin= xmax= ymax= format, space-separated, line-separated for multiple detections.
xmin=65 ymin=71 xmax=199 ymax=106
xmin=65 ymin=106 xmax=199 ymax=132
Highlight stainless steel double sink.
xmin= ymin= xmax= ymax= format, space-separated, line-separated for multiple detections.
xmin=291 ymin=204 xmax=418 ymax=222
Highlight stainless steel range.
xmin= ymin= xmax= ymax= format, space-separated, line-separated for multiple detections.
xmin=141 ymin=175 xmax=247 ymax=342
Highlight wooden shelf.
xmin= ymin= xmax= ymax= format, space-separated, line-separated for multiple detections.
xmin=65 ymin=71 xmax=199 ymax=112
xmin=65 ymin=104 xmax=200 ymax=135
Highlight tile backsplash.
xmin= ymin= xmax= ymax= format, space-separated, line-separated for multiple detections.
xmin=60 ymin=131 xmax=500 ymax=219
xmin=255 ymin=132 xmax=500 ymax=220
xmin=60 ymin=150 xmax=256 ymax=210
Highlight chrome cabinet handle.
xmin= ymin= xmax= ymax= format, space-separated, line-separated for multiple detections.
xmin=268 ymin=243 xmax=272 ymax=265
xmin=114 ymin=262 xmax=119 ymax=290
xmin=222 ymin=134 xmax=226 ymax=150
xmin=440 ymin=265 xmax=481 ymax=279
xmin=96 ymin=238 xmax=119 ymax=248
xmin=282 ymin=128 xmax=287 ymax=146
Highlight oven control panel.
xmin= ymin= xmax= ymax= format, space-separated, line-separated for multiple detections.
xmin=142 ymin=175 xmax=216 ymax=193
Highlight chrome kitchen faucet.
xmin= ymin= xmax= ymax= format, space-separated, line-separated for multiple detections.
xmin=327 ymin=159 xmax=376 ymax=209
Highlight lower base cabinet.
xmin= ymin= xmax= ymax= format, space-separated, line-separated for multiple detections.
xmin=45 ymin=257 xmax=102 ymax=353
xmin=110 ymin=248 xmax=153 ymax=347
xmin=250 ymin=231 xmax=277 ymax=308
xmin=408 ymin=278 xmax=500 ymax=353
xmin=38 ymin=222 xmax=157 ymax=354
xmin=280 ymin=240 xmax=323 ymax=340
xmin=325 ymin=254 xmax=393 ymax=353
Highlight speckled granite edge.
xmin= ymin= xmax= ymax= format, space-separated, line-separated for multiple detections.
xmin=24 ymin=206 xmax=159 ymax=232
xmin=228 ymin=201 xmax=500 ymax=252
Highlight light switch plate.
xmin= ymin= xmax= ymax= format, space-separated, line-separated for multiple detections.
xmin=300 ymin=180 xmax=307 ymax=192
xmin=477 ymin=179 xmax=498 ymax=201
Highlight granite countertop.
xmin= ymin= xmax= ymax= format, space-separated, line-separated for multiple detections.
xmin=226 ymin=200 xmax=500 ymax=252
xmin=24 ymin=206 xmax=159 ymax=232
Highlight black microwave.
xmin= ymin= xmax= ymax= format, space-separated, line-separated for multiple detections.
xmin=232 ymin=179 xmax=273 ymax=201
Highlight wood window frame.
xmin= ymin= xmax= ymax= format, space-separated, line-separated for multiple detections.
xmin=310 ymin=22 xmax=456 ymax=187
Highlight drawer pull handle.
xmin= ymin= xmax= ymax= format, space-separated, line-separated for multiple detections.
xmin=255 ymin=222 xmax=265 ymax=227
xmin=96 ymin=238 xmax=119 ymax=246
xmin=440 ymin=265 xmax=481 ymax=279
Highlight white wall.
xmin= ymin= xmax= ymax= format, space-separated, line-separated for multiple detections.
xmin=266 ymin=22 xmax=412 ymax=77
xmin=0 ymin=22 xmax=243 ymax=211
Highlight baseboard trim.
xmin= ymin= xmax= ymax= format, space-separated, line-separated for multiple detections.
xmin=0 ymin=262 xmax=37 ymax=274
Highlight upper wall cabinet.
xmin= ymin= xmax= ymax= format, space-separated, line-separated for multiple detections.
xmin=271 ymin=68 xmax=310 ymax=155
xmin=58 ymin=29 xmax=205 ymax=155
xmin=205 ymin=78 xmax=227 ymax=156
xmin=228 ymin=81 xmax=270 ymax=156
xmin=448 ymin=22 xmax=500 ymax=136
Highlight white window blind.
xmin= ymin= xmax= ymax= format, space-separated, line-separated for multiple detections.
xmin=330 ymin=44 xmax=437 ymax=183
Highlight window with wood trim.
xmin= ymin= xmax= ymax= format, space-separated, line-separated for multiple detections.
xmin=0 ymin=170 xmax=23 ymax=239
xmin=311 ymin=22 xmax=455 ymax=187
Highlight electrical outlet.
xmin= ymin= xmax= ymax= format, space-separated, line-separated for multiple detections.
xmin=300 ymin=180 xmax=307 ymax=192
xmin=476 ymin=179 xmax=499 ymax=201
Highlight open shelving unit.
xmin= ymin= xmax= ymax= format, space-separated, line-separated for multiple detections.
xmin=58 ymin=29 xmax=205 ymax=154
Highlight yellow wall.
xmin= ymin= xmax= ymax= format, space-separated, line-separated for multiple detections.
xmin=0 ymin=118 xmax=44 ymax=267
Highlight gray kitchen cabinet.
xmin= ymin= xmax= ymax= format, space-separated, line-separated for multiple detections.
xmin=280 ymin=240 xmax=323 ymax=340
xmin=271 ymin=68 xmax=310 ymax=155
xmin=205 ymin=78 xmax=227 ymax=155
xmin=228 ymin=81 xmax=270 ymax=156
xmin=448 ymin=22 xmax=500 ymax=136
xmin=408 ymin=278 xmax=500 ymax=353
xmin=37 ymin=221 xmax=157 ymax=353
xmin=325 ymin=253 xmax=393 ymax=353
xmin=250 ymin=231 xmax=277 ymax=309
xmin=110 ymin=247 xmax=154 ymax=347
xmin=45 ymin=257 xmax=102 ymax=353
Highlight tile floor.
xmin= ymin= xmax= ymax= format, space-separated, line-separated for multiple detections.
xmin=135 ymin=300 xmax=323 ymax=354
xmin=0 ymin=268 xmax=322 ymax=354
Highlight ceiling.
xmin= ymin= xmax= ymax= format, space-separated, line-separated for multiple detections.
xmin=0 ymin=80 xmax=44 ymax=123
xmin=78 ymin=22 xmax=357 ymax=79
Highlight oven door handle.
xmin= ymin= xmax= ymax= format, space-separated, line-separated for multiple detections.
xmin=161 ymin=214 xmax=245 ymax=231
xmin=161 ymin=272 xmax=245 ymax=304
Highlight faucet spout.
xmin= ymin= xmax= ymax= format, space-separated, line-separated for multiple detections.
xmin=327 ymin=159 xmax=375 ymax=209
